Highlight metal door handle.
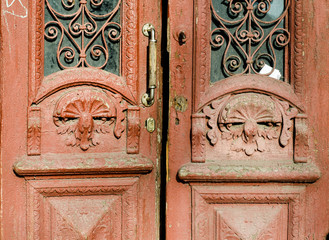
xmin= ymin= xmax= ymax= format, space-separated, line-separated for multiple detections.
xmin=142 ymin=23 xmax=157 ymax=107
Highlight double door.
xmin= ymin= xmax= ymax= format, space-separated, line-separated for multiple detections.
xmin=1 ymin=0 xmax=329 ymax=239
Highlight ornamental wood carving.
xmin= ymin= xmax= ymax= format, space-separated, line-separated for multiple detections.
xmin=192 ymin=185 xmax=305 ymax=240
xmin=27 ymin=178 xmax=138 ymax=239
xmin=27 ymin=107 xmax=41 ymax=155
xmin=216 ymin=205 xmax=288 ymax=239
xmin=294 ymin=114 xmax=309 ymax=163
xmin=203 ymin=93 xmax=298 ymax=156
xmin=191 ymin=113 xmax=206 ymax=162
xmin=127 ymin=106 xmax=141 ymax=154
xmin=53 ymin=89 xmax=127 ymax=151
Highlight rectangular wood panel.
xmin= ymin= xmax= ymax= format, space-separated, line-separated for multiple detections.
xmin=27 ymin=178 xmax=139 ymax=239
xmin=192 ymin=185 xmax=305 ymax=240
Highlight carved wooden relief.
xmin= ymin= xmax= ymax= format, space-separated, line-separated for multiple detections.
xmin=215 ymin=204 xmax=288 ymax=239
xmin=53 ymin=89 xmax=127 ymax=151
xmin=27 ymin=107 xmax=41 ymax=155
xmin=127 ymin=106 xmax=141 ymax=154
xmin=27 ymin=178 xmax=139 ymax=239
xmin=191 ymin=113 xmax=206 ymax=162
xmin=192 ymin=185 xmax=305 ymax=240
xmin=294 ymin=114 xmax=310 ymax=163
xmin=186 ymin=74 xmax=318 ymax=181
xmin=203 ymin=93 xmax=298 ymax=156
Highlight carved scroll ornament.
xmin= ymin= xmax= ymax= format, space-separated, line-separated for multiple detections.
xmin=203 ymin=93 xmax=298 ymax=156
xmin=53 ymin=89 xmax=127 ymax=151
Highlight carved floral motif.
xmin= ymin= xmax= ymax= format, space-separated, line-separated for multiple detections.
xmin=27 ymin=107 xmax=41 ymax=155
xmin=53 ymin=89 xmax=127 ymax=150
xmin=204 ymin=93 xmax=298 ymax=156
xmin=192 ymin=113 xmax=206 ymax=162
xmin=127 ymin=106 xmax=140 ymax=154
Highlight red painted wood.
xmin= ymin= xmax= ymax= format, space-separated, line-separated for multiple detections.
xmin=167 ymin=0 xmax=329 ymax=239
xmin=0 ymin=0 xmax=162 ymax=239
xmin=1 ymin=0 xmax=329 ymax=239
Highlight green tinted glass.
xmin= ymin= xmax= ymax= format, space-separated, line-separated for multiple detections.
xmin=44 ymin=0 xmax=121 ymax=76
xmin=210 ymin=0 xmax=289 ymax=82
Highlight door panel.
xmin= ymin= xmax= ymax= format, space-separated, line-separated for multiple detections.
xmin=167 ymin=0 xmax=329 ymax=239
xmin=1 ymin=0 xmax=161 ymax=239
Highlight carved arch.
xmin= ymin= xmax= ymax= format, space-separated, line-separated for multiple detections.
xmin=197 ymin=75 xmax=303 ymax=112
xmin=33 ymin=68 xmax=136 ymax=105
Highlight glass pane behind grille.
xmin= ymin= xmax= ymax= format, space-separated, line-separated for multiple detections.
xmin=210 ymin=0 xmax=289 ymax=83
xmin=44 ymin=0 xmax=121 ymax=76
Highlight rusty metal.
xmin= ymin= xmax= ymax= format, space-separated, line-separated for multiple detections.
xmin=142 ymin=23 xmax=157 ymax=107
xmin=174 ymin=30 xmax=187 ymax=45
xmin=174 ymin=95 xmax=188 ymax=112
xmin=44 ymin=0 xmax=122 ymax=69
xmin=210 ymin=0 xmax=290 ymax=76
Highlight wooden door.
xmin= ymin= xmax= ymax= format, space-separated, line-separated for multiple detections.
xmin=1 ymin=0 xmax=162 ymax=239
xmin=1 ymin=0 xmax=329 ymax=239
xmin=166 ymin=0 xmax=329 ymax=239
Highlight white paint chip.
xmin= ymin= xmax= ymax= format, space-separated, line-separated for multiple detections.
xmin=259 ymin=64 xmax=281 ymax=80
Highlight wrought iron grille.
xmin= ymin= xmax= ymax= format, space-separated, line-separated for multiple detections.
xmin=44 ymin=0 xmax=121 ymax=76
xmin=210 ymin=0 xmax=290 ymax=82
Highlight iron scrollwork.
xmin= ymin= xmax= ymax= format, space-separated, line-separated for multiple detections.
xmin=211 ymin=0 xmax=290 ymax=77
xmin=44 ymin=0 xmax=122 ymax=70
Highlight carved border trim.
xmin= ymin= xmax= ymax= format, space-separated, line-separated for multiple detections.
xmin=27 ymin=178 xmax=138 ymax=239
xmin=291 ymin=0 xmax=304 ymax=98
xmin=192 ymin=186 xmax=303 ymax=240
xmin=29 ymin=0 xmax=139 ymax=103
xmin=29 ymin=0 xmax=44 ymax=103
xmin=193 ymin=0 xmax=210 ymax=111
xmin=122 ymin=0 xmax=139 ymax=97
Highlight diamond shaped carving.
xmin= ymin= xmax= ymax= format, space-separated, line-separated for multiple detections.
xmin=192 ymin=185 xmax=304 ymax=240
xmin=49 ymin=196 xmax=120 ymax=238
xmin=27 ymin=178 xmax=138 ymax=239
xmin=216 ymin=204 xmax=288 ymax=240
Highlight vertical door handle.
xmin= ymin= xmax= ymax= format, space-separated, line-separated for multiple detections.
xmin=142 ymin=23 xmax=157 ymax=107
